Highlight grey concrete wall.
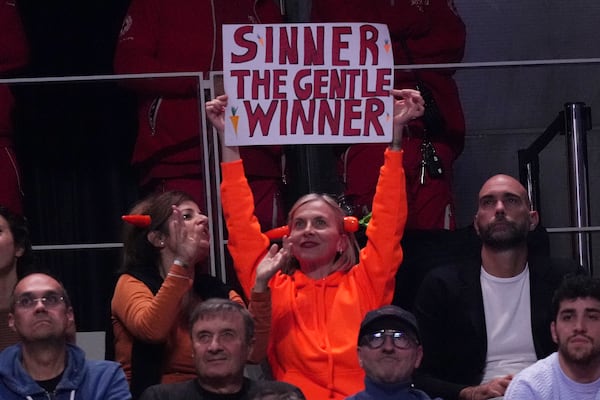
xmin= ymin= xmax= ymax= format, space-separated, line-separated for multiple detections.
xmin=451 ymin=1 xmax=600 ymax=270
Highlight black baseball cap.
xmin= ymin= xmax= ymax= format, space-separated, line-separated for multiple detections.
xmin=358 ymin=305 xmax=420 ymax=345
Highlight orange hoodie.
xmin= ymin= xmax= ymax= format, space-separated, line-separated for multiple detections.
xmin=222 ymin=148 xmax=407 ymax=399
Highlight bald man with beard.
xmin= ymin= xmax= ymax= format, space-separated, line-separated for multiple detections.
xmin=413 ymin=174 xmax=583 ymax=400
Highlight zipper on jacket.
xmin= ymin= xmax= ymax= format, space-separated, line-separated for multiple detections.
xmin=148 ymin=97 xmax=162 ymax=135
xmin=4 ymin=147 xmax=23 ymax=196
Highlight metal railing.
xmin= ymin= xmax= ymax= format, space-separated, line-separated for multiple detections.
xmin=519 ymin=102 xmax=593 ymax=273
xmin=3 ymin=57 xmax=598 ymax=278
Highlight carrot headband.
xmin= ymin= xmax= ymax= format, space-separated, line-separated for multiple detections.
xmin=122 ymin=214 xmax=152 ymax=228
xmin=264 ymin=216 xmax=360 ymax=240
xmin=124 ymin=213 xmax=362 ymax=239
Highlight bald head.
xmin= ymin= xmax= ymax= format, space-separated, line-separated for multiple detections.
xmin=474 ymin=174 xmax=539 ymax=251
xmin=478 ymin=174 xmax=531 ymax=210
xmin=8 ymin=273 xmax=74 ymax=343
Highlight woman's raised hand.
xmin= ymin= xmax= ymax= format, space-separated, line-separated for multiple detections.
xmin=390 ymin=88 xmax=425 ymax=149
xmin=392 ymin=88 xmax=424 ymax=125
xmin=205 ymin=94 xmax=228 ymax=134
xmin=169 ymin=205 xmax=207 ymax=272
xmin=254 ymin=242 xmax=290 ymax=292
xmin=205 ymin=94 xmax=240 ymax=162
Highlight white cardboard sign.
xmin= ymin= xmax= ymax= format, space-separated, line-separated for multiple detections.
xmin=222 ymin=23 xmax=394 ymax=145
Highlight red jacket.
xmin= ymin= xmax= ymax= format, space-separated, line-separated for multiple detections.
xmin=311 ymin=0 xmax=466 ymax=153
xmin=312 ymin=0 xmax=466 ymax=230
xmin=0 ymin=0 xmax=29 ymax=141
xmin=0 ymin=0 xmax=28 ymax=215
xmin=114 ymin=0 xmax=284 ymax=181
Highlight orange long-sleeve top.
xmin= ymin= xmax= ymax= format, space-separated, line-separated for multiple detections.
xmin=111 ymin=263 xmax=270 ymax=384
xmin=221 ymin=149 xmax=407 ymax=400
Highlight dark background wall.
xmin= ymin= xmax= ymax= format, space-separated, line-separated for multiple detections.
xmin=13 ymin=0 xmax=137 ymax=332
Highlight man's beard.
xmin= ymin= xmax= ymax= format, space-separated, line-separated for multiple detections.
xmin=559 ymin=336 xmax=600 ymax=366
xmin=478 ymin=219 xmax=529 ymax=250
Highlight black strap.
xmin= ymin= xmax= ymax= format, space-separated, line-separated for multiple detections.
xmin=128 ymin=269 xmax=164 ymax=400
xmin=399 ymin=38 xmax=446 ymax=136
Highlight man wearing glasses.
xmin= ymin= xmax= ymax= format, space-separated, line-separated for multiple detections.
xmin=0 ymin=272 xmax=131 ymax=399
xmin=345 ymin=305 xmax=440 ymax=400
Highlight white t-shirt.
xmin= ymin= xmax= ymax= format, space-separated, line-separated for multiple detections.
xmin=481 ymin=265 xmax=538 ymax=382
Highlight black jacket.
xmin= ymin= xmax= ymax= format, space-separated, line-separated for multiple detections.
xmin=139 ymin=378 xmax=256 ymax=400
xmin=413 ymin=252 xmax=582 ymax=400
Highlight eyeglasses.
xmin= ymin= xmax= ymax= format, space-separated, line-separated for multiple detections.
xmin=14 ymin=294 xmax=65 ymax=309
xmin=361 ymin=330 xmax=418 ymax=350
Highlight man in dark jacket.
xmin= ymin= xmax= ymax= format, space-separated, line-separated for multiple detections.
xmin=413 ymin=174 xmax=583 ymax=400
xmin=0 ymin=272 xmax=130 ymax=400
xmin=140 ymin=298 xmax=299 ymax=400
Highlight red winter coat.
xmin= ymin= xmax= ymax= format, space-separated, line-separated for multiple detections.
xmin=0 ymin=0 xmax=29 ymax=215
xmin=114 ymin=0 xmax=284 ymax=182
xmin=0 ymin=0 xmax=29 ymax=141
xmin=312 ymin=0 xmax=466 ymax=230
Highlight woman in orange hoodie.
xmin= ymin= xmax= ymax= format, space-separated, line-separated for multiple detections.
xmin=206 ymin=89 xmax=423 ymax=399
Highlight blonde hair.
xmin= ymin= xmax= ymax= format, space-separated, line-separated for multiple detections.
xmin=283 ymin=193 xmax=360 ymax=275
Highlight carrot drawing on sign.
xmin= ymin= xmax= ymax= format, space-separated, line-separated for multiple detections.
xmin=257 ymin=34 xmax=264 ymax=46
xmin=230 ymin=107 xmax=240 ymax=134
xmin=384 ymin=39 xmax=391 ymax=53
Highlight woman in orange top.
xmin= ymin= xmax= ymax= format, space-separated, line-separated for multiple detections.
xmin=111 ymin=190 xmax=275 ymax=399
xmin=206 ymin=89 xmax=424 ymax=399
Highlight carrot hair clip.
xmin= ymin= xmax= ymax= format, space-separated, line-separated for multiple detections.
xmin=122 ymin=214 xmax=152 ymax=228
xmin=264 ymin=216 xmax=359 ymax=240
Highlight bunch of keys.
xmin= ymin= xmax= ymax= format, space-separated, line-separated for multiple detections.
xmin=419 ymin=140 xmax=444 ymax=184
